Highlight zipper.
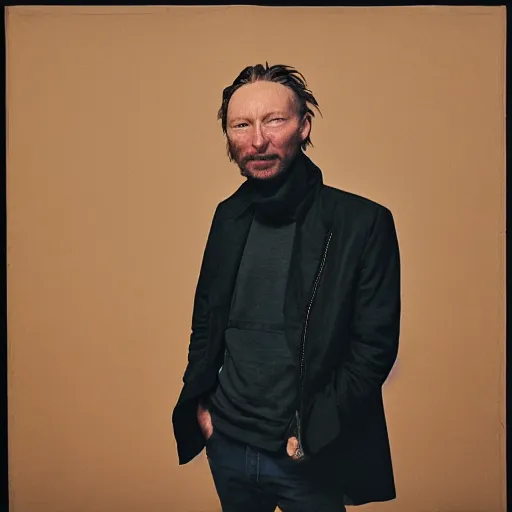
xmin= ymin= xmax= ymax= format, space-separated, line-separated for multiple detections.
xmin=293 ymin=229 xmax=333 ymax=461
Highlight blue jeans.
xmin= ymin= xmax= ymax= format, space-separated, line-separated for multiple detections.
xmin=205 ymin=429 xmax=346 ymax=512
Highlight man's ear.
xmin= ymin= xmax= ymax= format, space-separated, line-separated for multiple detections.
xmin=300 ymin=114 xmax=312 ymax=142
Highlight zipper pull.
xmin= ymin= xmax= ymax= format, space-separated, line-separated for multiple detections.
xmin=291 ymin=410 xmax=306 ymax=461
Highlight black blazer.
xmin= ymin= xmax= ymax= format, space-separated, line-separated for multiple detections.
xmin=172 ymin=155 xmax=401 ymax=506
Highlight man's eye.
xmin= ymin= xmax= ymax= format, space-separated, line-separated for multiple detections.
xmin=269 ymin=117 xmax=286 ymax=123
xmin=234 ymin=123 xmax=248 ymax=128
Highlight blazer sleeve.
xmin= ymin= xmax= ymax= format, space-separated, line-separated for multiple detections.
xmin=180 ymin=205 xmax=220 ymax=386
xmin=335 ymin=206 xmax=401 ymax=418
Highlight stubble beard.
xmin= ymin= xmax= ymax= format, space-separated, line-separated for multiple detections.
xmin=226 ymin=133 xmax=303 ymax=183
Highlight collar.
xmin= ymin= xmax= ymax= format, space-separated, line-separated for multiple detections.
xmin=221 ymin=151 xmax=324 ymax=223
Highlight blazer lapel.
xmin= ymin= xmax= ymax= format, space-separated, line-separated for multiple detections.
xmin=284 ymin=188 xmax=333 ymax=353
xmin=208 ymin=206 xmax=254 ymax=313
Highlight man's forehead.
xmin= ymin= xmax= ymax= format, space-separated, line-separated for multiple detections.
xmin=227 ymin=81 xmax=297 ymax=117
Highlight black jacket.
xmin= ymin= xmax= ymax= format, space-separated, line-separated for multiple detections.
xmin=172 ymin=154 xmax=401 ymax=506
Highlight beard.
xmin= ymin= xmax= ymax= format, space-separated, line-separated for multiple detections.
xmin=226 ymin=131 xmax=303 ymax=182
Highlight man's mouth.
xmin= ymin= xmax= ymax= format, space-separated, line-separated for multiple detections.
xmin=246 ymin=155 xmax=278 ymax=164
xmin=248 ymin=159 xmax=277 ymax=169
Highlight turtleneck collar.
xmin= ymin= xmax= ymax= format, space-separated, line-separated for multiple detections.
xmin=246 ymin=151 xmax=321 ymax=225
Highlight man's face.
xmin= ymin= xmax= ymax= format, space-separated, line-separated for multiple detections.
xmin=226 ymin=81 xmax=311 ymax=181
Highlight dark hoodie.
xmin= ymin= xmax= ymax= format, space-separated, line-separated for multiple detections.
xmin=208 ymin=151 xmax=318 ymax=452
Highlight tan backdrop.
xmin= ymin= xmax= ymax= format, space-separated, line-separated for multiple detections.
xmin=6 ymin=5 xmax=506 ymax=512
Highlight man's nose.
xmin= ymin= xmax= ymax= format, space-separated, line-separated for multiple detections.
xmin=251 ymin=126 xmax=268 ymax=151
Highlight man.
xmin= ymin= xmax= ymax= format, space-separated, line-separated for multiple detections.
xmin=172 ymin=63 xmax=401 ymax=511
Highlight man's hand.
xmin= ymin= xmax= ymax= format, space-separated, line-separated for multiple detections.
xmin=286 ymin=436 xmax=300 ymax=458
xmin=197 ymin=403 xmax=214 ymax=441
